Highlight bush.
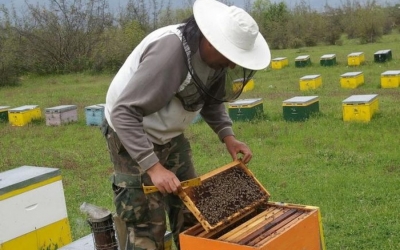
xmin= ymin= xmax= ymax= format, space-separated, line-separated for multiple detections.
xmin=290 ymin=37 xmax=305 ymax=49
xmin=0 ymin=68 xmax=20 ymax=86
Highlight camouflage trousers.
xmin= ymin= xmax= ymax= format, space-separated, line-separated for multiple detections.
xmin=101 ymin=120 xmax=198 ymax=250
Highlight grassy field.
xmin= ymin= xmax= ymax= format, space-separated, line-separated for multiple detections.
xmin=1 ymin=32 xmax=400 ymax=249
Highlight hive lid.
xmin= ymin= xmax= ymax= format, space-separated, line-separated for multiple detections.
xmin=179 ymin=160 xmax=270 ymax=232
xmin=0 ymin=166 xmax=60 ymax=197
xmin=229 ymin=98 xmax=262 ymax=107
xmin=348 ymin=52 xmax=363 ymax=56
xmin=85 ymin=104 xmax=105 ymax=110
xmin=341 ymin=72 xmax=363 ymax=77
xmin=283 ymin=96 xmax=319 ymax=105
xmin=272 ymin=57 xmax=287 ymax=61
xmin=381 ymin=70 xmax=400 ymax=76
xmin=46 ymin=104 xmax=77 ymax=113
xmin=342 ymin=94 xmax=378 ymax=104
xmin=300 ymin=74 xmax=320 ymax=80
xmin=320 ymin=54 xmax=336 ymax=59
xmin=295 ymin=55 xmax=310 ymax=60
xmin=0 ymin=106 xmax=11 ymax=112
xmin=9 ymin=105 xmax=39 ymax=112
xmin=374 ymin=49 xmax=391 ymax=54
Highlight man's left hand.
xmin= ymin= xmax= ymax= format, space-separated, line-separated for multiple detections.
xmin=223 ymin=135 xmax=252 ymax=163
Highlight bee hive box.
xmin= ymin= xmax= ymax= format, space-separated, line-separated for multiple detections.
xmin=299 ymin=74 xmax=322 ymax=91
xmin=228 ymin=98 xmax=264 ymax=122
xmin=374 ymin=49 xmax=392 ymax=63
xmin=0 ymin=166 xmax=72 ymax=250
xmin=320 ymin=54 xmax=336 ymax=66
xmin=271 ymin=57 xmax=289 ymax=69
xmin=342 ymin=94 xmax=379 ymax=122
xmin=179 ymin=161 xmax=325 ymax=250
xmin=347 ymin=52 xmax=365 ymax=66
xmin=340 ymin=72 xmax=364 ymax=89
xmin=381 ymin=70 xmax=400 ymax=89
xmin=8 ymin=105 xmax=42 ymax=126
xmin=85 ymin=104 xmax=105 ymax=126
xmin=45 ymin=105 xmax=78 ymax=126
xmin=295 ymin=55 xmax=311 ymax=67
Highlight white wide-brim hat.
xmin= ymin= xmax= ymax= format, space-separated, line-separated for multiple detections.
xmin=193 ymin=0 xmax=271 ymax=70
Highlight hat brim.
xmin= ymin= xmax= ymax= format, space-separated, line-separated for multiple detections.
xmin=193 ymin=0 xmax=271 ymax=70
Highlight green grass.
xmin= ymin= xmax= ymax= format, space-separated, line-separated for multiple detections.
xmin=1 ymin=33 xmax=400 ymax=249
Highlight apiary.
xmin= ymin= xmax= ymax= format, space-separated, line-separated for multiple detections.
xmin=271 ymin=57 xmax=289 ymax=69
xmin=320 ymin=54 xmax=336 ymax=66
xmin=8 ymin=105 xmax=42 ymax=126
xmin=0 ymin=166 xmax=72 ymax=250
xmin=374 ymin=49 xmax=392 ymax=63
xmin=342 ymin=94 xmax=379 ymax=122
xmin=45 ymin=105 xmax=78 ymax=126
xmin=179 ymin=161 xmax=326 ymax=250
xmin=0 ymin=106 xmax=10 ymax=122
xmin=233 ymin=78 xmax=255 ymax=93
xmin=299 ymin=74 xmax=322 ymax=91
xmin=282 ymin=96 xmax=319 ymax=121
xmin=347 ymin=52 xmax=365 ymax=66
xmin=295 ymin=55 xmax=311 ymax=68
xmin=85 ymin=104 xmax=105 ymax=126
xmin=380 ymin=70 xmax=400 ymax=89
xmin=228 ymin=98 xmax=263 ymax=121
xmin=340 ymin=71 xmax=364 ymax=89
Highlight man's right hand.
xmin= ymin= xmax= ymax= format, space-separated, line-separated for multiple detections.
xmin=146 ymin=162 xmax=181 ymax=194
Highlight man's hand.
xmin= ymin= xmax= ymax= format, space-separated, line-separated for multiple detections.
xmin=223 ymin=135 xmax=253 ymax=163
xmin=146 ymin=162 xmax=181 ymax=194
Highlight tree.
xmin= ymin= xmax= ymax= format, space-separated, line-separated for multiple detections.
xmin=91 ymin=20 xmax=146 ymax=73
xmin=251 ymin=0 xmax=271 ymax=46
xmin=119 ymin=0 xmax=170 ymax=32
xmin=339 ymin=0 xmax=361 ymax=39
xmin=12 ymin=0 xmax=113 ymax=73
xmin=322 ymin=4 xmax=344 ymax=45
xmin=263 ymin=2 xmax=291 ymax=49
xmin=386 ymin=4 xmax=400 ymax=33
xmin=355 ymin=0 xmax=385 ymax=43
xmin=0 ymin=6 xmax=21 ymax=86
xmin=288 ymin=0 xmax=326 ymax=47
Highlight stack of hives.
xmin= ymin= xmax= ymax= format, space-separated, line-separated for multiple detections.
xmin=179 ymin=161 xmax=326 ymax=250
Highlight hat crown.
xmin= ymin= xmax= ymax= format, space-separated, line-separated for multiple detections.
xmin=219 ymin=6 xmax=259 ymax=51
xmin=193 ymin=0 xmax=271 ymax=70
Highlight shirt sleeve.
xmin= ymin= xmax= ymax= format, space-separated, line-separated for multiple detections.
xmin=200 ymin=102 xmax=235 ymax=142
xmin=110 ymin=34 xmax=188 ymax=171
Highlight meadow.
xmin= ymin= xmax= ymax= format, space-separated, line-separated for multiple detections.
xmin=1 ymin=32 xmax=400 ymax=249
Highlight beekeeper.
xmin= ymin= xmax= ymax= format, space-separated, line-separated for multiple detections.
xmin=101 ymin=0 xmax=271 ymax=249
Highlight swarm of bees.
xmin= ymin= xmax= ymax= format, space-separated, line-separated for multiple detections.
xmin=189 ymin=166 xmax=267 ymax=225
